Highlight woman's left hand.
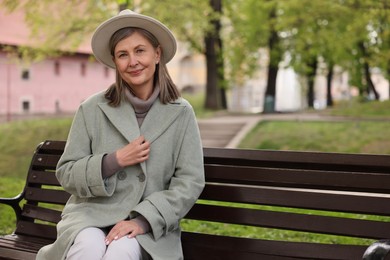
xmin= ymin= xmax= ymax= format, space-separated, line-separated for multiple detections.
xmin=105 ymin=220 xmax=145 ymax=245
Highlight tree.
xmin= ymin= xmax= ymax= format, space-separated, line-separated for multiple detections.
xmin=224 ymin=0 xmax=283 ymax=113
xmin=204 ymin=0 xmax=226 ymax=109
xmin=282 ymin=0 xmax=350 ymax=108
xmin=342 ymin=0 xmax=390 ymax=100
xmin=365 ymin=0 xmax=390 ymax=95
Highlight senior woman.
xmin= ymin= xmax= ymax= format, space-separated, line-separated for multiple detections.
xmin=37 ymin=9 xmax=205 ymax=260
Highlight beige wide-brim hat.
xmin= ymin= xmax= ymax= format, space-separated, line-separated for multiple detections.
xmin=91 ymin=9 xmax=177 ymax=69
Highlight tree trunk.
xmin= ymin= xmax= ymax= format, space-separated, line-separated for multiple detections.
xmin=358 ymin=41 xmax=380 ymax=100
xmin=263 ymin=6 xmax=280 ymax=113
xmin=326 ymin=63 xmax=334 ymax=107
xmin=307 ymin=57 xmax=318 ymax=108
xmin=204 ymin=34 xmax=220 ymax=109
xmin=264 ymin=63 xmax=278 ymax=113
xmin=204 ymin=0 xmax=224 ymax=110
xmin=215 ymin=0 xmax=227 ymax=109
xmin=388 ymin=66 xmax=390 ymax=99
xmin=363 ymin=61 xmax=380 ymax=100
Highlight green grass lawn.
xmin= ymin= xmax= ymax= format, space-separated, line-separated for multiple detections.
xmin=239 ymin=120 xmax=390 ymax=154
xmin=1 ymin=98 xmax=389 ymax=245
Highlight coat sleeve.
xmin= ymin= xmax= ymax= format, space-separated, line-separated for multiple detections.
xmin=56 ymin=105 xmax=115 ymax=198
xmin=131 ymin=105 xmax=205 ymax=240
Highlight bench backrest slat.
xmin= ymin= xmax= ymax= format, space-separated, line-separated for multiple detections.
xmin=200 ymin=184 xmax=390 ymax=215
xmin=24 ymin=187 xmax=70 ymax=205
xmin=204 ymin=148 xmax=390 ymax=173
xmin=186 ymin=204 xmax=390 ymax=239
xmin=21 ymin=204 xmax=62 ymax=224
xmin=27 ymin=170 xmax=60 ymax=186
xmin=205 ymin=165 xmax=390 ymax=193
xmin=16 ymin=221 xmax=57 ymax=240
xmin=31 ymin=154 xmax=61 ymax=171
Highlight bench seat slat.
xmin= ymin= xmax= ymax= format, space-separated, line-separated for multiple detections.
xmin=186 ymin=204 xmax=390 ymax=239
xmin=24 ymin=187 xmax=70 ymax=205
xmin=0 ymin=234 xmax=54 ymax=260
xmin=182 ymin=232 xmax=367 ymax=260
xmin=205 ymin=165 xmax=390 ymax=193
xmin=0 ymin=246 xmax=37 ymax=260
xmin=201 ymin=184 xmax=390 ymax=215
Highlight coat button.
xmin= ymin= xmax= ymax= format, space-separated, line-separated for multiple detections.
xmin=138 ymin=173 xmax=145 ymax=182
xmin=117 ymin=171 xmax=126 ymax=180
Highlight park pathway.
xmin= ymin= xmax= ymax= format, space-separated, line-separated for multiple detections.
xmin=197 ymin=115 xmax=261 ymax=148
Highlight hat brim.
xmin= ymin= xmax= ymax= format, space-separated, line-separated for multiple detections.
xmin=91 ymin=10 xmax=177 ymax=69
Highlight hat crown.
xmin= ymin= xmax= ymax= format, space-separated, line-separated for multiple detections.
xmin=91 ymin=9 xmax=177 ymax=68
xmin=118 ymin=9 xmax=136 ymax=16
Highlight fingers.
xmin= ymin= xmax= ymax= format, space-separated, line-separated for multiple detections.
xmin=105 ymin=220 xmax=144 ymax=245
xmin=116 ymin=136 xmax=150 ymax=167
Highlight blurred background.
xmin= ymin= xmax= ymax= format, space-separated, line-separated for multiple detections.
xmin=1 ymin=0 xmax=389 ymax=116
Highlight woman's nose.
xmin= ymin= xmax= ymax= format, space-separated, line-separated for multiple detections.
xmin=128 ymin=55 xmax=138 ymax=67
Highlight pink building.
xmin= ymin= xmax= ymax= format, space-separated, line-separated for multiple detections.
xmin=0 ymin=6 xmax=115 ymax=118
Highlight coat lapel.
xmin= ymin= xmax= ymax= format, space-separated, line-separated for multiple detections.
xmin=140 ymin=99 xmax=184 ymax=144
xmin=98 ymin=99 xmax=184 ymax=175
xmin=98 ymin=101 xmax=140 ymax=143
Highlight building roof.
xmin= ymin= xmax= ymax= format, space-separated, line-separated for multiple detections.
xmin=0 ymin=6 xmax=92 ymax=54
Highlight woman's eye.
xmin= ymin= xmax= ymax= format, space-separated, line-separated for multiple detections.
xmin=116 ymin=52 xmax=127 ymax=58
xmin=136 ymin=49 xmax=145 ymax=54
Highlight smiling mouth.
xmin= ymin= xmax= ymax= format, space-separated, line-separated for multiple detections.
xmin=129 ymin=69 xmax=143 ymax=76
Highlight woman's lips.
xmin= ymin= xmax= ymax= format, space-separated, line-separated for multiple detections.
xmin=129 ymin=69 xmax=143 ymax=76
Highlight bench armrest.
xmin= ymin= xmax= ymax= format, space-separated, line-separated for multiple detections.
xmin=0 ymin=192 xmax=24 ymax=221
xmin=363 ymin=239 xmax=390 ymax=260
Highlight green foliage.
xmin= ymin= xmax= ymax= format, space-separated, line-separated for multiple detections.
xmin=1 ymin=0 xmax=116 ymax=61
xmin=0 ymin=118 xmax=72 ymax=178
xmin=141 ymin=0 xmax=212 ymax=53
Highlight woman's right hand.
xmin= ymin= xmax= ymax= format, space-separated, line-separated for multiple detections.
xmin=116 ymin=136 xmax=150 ymax=167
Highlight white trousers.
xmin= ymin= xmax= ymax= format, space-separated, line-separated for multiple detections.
xmin=66 ymin=227 xmax=150 ymax=260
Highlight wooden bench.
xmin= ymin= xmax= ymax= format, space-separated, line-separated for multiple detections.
xmin=1 ymin=140 xmax=390 ymax=259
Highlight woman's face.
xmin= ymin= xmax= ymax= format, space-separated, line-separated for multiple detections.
xmin=113 ymin=31 xmax=161 ymax=99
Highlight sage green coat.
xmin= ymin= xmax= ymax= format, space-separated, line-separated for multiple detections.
xmin=36 ymin=91 xmax=205 ymax=260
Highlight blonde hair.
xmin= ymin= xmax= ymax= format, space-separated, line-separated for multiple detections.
xmin=104 ymin=27 xmax=180 ymax=106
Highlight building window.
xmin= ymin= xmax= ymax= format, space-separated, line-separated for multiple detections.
xmin=81 ymin=62 xmax=86 ymax=76
xmin=22 ymin=100 xmax=30 ymax=113
xmin=54 ymin=61 xmax=60 ymax=75
xmin=21 ymin=69 xmax=30 ymax=80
